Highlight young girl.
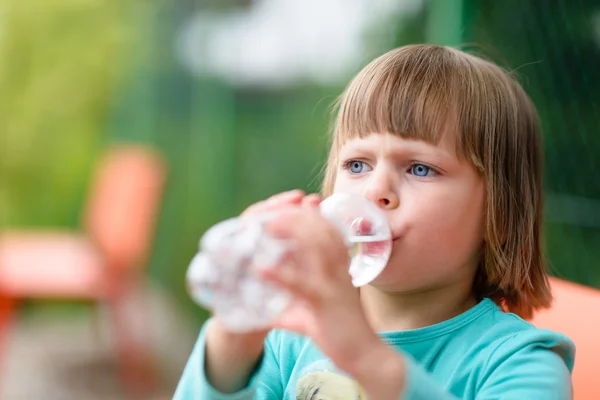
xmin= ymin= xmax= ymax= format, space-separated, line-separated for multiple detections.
xmin=174 ymin=44 xmax=575 ymax=399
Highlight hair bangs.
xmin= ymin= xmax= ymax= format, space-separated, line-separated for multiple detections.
xmin=333 ymin=47 xmax=461 ymax=150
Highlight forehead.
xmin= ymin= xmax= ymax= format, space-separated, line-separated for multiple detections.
xmin=338 ymin=129 xmax=459 ymax=161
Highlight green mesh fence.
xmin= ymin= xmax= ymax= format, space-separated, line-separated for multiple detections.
xmin=464 ymin=0 xmax=600 ymax=287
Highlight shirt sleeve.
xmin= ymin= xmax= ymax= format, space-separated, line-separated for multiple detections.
xmin=475 ymin=329 xmax=574 ymax=399
xmin=399 ymin=329 xmax=574 ymax=400
xmin=173 ymin=320 xmax=284 ymax=400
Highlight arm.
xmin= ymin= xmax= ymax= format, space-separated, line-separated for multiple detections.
xmin=174 ymin=190 xmax=316 ymax=399
xmin=173 ymin=319 xmax=283 ymax=400
xmin=205 ymin=320 xmax=266 ymax=393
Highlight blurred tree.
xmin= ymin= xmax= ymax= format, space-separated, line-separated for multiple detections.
xmin=0 ymin=0 xmax=142 ymax=228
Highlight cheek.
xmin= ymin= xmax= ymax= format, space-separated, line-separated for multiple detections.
xmin=403 ymin=186 xmax=485 ymax=262
xmin=437 ymin=195 xmax=484 ymax=239
xmin=332 ymin=173 xmax=360 ymax=194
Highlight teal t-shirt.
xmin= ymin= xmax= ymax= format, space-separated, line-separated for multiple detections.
xmin=174 ymin=298 xmax=575 ymax=399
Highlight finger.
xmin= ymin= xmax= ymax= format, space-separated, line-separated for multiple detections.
xmin=267 ymin=209 xmax=350 ymax=282
xmin=301 ymin=193 xmax=322 ymax=209
xmin=265 ymin=189 xmax=305 ymax=206
xmin=268 ymin=208 xmax=340 ymax=246
xmin=266 ymin=208 xmax=312 ymax=239
xmin=259 ymin=260 xmax=320 ymax=305
xmin=242 ymin=190 xmax=304 ymax=216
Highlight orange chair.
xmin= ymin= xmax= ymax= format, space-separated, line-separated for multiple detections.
xmin=530 ymin=277 xmax=600 ymax=400
xmin=0 ymin=142 xmax=167 ymax=396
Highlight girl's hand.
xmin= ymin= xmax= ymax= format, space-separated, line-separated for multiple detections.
xmin=205 ymin=189 xmax=321 ymax=392
xmin=261 ymin=204 xmax=374 ymax=367
xmin=261 ymin=203 xmax=406 ymax=399
xmin=241 ymin=189 xmax=321 ymax=217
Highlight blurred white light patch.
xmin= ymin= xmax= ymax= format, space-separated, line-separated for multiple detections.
xmin=593 ymin=9 xmax=600 ymax=47
xmin=175 ymin=0 xmax=422 ymax=87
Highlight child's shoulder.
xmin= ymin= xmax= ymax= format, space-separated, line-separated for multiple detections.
xmin=455 ymin=298 xmax=575 ymax=372
xmin=473 ymin=298 xmax=571 ymax=344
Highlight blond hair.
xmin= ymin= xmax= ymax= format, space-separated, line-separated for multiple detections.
xmin=322 ymin=44 xmax=551 ymax=319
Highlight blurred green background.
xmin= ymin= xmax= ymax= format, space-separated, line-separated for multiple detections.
xmin=1 ymin=0 xmax=598 ymax=352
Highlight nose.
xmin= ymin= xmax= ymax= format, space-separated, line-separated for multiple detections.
xmin=362 ymin=169 xmax=399 ymax=210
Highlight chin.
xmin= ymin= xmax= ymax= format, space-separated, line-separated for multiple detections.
xmin=367 ymin=269 xmax=406 ymax=290
xmin=368 ymin=257 xmax=423 ymax=291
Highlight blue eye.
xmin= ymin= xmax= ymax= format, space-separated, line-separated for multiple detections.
xmin=349 ymin=161 xmax=365 ymax=173
xmin=350 ymin=161 xmax=365 ymax=174
xmin=410 ymin=163 xmax=435 ymax=177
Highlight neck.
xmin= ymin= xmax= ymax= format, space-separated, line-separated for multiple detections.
xmin=360 ymin=281 xmax=478 ymax=332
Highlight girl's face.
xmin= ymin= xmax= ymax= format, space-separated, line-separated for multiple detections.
xmin=333 ymin=131 xmax=485 ymax=292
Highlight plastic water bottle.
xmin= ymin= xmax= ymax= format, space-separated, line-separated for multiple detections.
xmin=186 ymin=192 xmax=392 ymax=332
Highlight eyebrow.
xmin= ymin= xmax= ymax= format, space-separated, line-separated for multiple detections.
xmin=339 ymin=138 xmax=456 ymax=164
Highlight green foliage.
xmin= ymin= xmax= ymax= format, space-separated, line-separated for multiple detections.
xmin=0 ymin=0 xmax=140 ymax=228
